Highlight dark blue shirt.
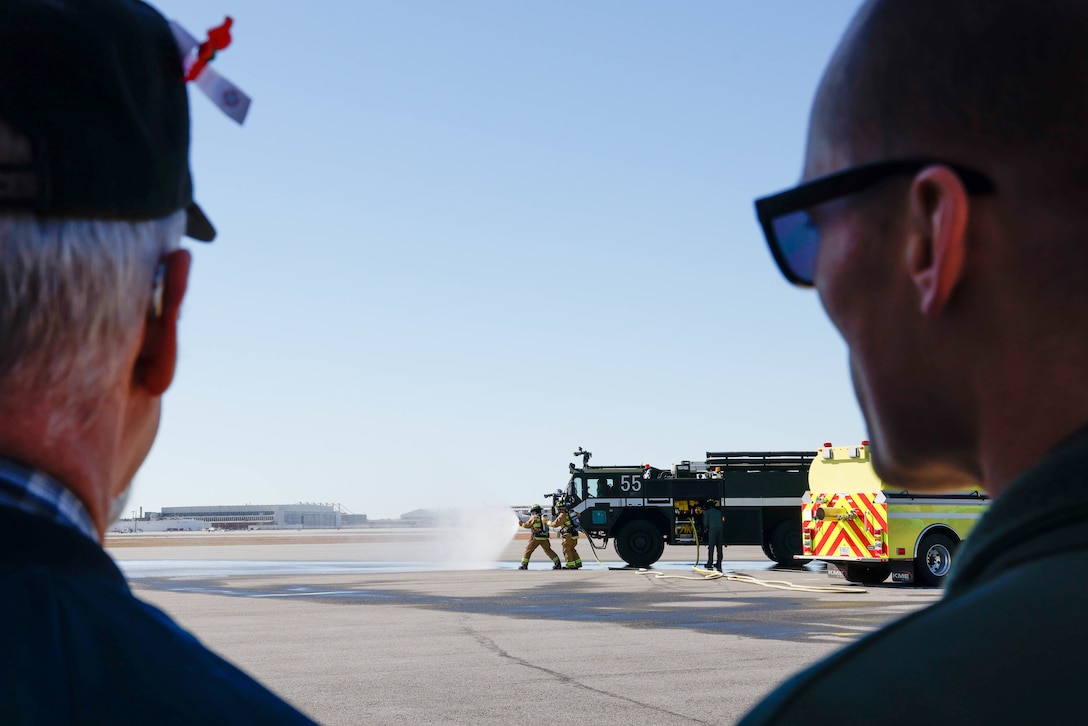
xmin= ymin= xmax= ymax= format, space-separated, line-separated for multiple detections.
xmin=0 ymin=456 xmax=96 ymax=541
xmin=702 ymin=506 xmax=724 ymax=531
xmin=0 ymin=461 xmax=316 ymax=725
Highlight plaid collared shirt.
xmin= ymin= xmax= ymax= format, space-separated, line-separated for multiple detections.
xmin=0 ymin=457 xmax=98 ymax=542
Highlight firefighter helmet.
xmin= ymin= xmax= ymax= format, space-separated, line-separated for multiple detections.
xmin=530 ymin=504 xmax=542 ymax=514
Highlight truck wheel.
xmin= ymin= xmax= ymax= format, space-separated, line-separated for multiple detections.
xmin=613 ymin=520 xmax=665 ymax=568
xmin=915 ymin=532 xmax=956 ymax=587
xmin=767 ymin=521 xmax=808 ymax=567
xmin=844 ymin=563 xmax=890 ymax=585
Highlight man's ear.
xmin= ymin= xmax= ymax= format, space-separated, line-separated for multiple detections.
xmin=907 ymin=166 xmax=970 ymax=316
xmin=135 ymin=249 xmax=191 ymax=395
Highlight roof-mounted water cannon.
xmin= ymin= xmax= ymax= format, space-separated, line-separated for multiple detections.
xmin=544 ymin=487 xmax=575 ymax=515
xmin=573 ymin=447 xmax=592 ymax=467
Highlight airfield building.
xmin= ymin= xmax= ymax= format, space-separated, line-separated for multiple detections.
xmin=158 ymin=503 xmax=342 ymax=530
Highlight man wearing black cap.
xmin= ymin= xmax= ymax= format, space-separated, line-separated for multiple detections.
xmin=744 ymin=1 xmax=1088 ymax=722
xmin=0 ymin=0 xmax=313 ymax=722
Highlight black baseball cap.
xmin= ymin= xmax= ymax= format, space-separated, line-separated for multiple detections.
xmin=0 ymin=0 xmax=215 ymax=241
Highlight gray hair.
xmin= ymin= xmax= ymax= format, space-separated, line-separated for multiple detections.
xmin=0 ymin=121 xmax=185 ymax=429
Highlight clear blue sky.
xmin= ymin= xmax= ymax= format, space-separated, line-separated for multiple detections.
xmin=136 ymin=1 xmax=866 ymax=519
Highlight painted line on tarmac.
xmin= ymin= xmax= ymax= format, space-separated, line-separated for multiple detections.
xmin=250 ymin=590 xmax=359 ymax=598
xmin=801 ymin=621 xmax=879 ymax=632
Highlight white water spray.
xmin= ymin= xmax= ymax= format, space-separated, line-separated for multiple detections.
xmin=428 ymin=506 xmax=521 ymax=569
xmin=359 ymin=506 xmax=521 ymax=570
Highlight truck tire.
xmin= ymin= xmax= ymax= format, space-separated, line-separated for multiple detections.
xmin=844 ymin=563 xmax=890 ymax=585
xmin=915 ymin=531 xmax=956 ymax=587
xmin=760 ymin=542 xmax=775 ymax=562
xmin=767 ymin=520 xmax=808 ymax=568
xmin=613 ymin=520 xmax=665 ymax=568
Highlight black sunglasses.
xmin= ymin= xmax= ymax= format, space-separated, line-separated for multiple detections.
xmin=754 ymin=158 xmax=996 ymax=287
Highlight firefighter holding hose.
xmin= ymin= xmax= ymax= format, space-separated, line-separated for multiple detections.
xmin=518 ymin=504 xmax=562 ymax=570
xmin=549 ymin=502 xmax=583 ymax=569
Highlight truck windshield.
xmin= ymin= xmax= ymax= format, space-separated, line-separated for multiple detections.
xmin=566 ymin=477 xmax=581 ymax=504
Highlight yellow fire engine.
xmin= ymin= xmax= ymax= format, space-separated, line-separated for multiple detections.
xmin=801 ymin=442 xmax=989 ymax=586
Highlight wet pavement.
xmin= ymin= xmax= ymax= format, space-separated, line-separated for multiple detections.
xmin=117 ymin=557 xmax=802 ymax=578
xmin=114 ymin=533 xmax=941 ymax=725
xmin=123 ymin=556 xmax=933 ymax=645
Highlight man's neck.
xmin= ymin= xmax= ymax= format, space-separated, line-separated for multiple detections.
xmin=974 ymin=366 xmax=1088 ymax=497
xmin=0 ymin=401 xmax=126 ymax=540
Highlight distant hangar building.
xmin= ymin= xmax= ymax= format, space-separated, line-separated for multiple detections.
xmin=159 ymin=503 xmax=343 ymax=530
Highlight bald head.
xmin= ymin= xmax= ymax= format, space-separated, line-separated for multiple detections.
xmin=806 ymin=0 xmax=1088 ymax=307
xmin=813 ymin=1 xmax=1088 ymax=169
xmin=796 ymin=1 xmax=1088 ymax=493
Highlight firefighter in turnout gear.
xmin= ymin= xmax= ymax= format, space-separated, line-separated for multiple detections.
xmin=548 ymin=502 xmax=583 ymax=569
xmin=519 ymin=504 xmax=562 ymax=570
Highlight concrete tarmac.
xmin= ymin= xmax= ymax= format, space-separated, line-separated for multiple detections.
xmin=109 ymin=530 xmax=941 ymax=725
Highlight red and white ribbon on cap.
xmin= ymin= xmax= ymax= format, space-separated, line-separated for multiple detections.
xmin=169 ymin=19 xmax=251 ymax=125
